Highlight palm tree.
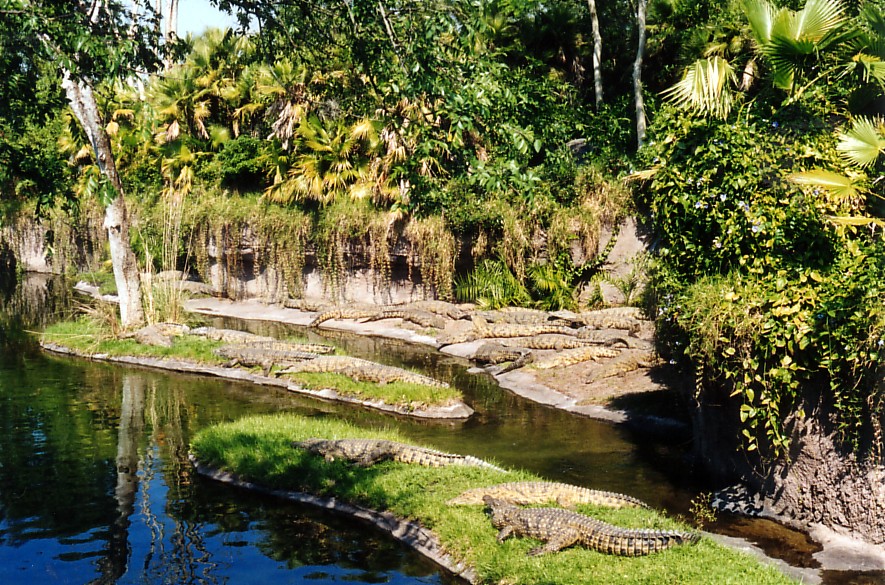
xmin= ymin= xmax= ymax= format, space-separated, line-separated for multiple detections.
xmin=664 ymin=0 xmax=853 ymax=118
xmin=265 ymin=115 xmax=380 ymax=205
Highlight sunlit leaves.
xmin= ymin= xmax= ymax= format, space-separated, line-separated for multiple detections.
xmin=662 ymin=56 xmax=738 ymax=119
xmin=837 ymin=116 xmax=885 ymax=168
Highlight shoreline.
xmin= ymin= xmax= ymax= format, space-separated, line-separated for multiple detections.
xmin=39 ymin=341 xmax=474 ymax=420
xmin=181 ymin=296 xmax=885 ymax=579
xmin=189 ymin=454 xmax=480 ymax=583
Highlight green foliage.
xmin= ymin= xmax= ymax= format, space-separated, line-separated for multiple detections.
xmin=213 ymin=135 xmax=268 ymax=190
xmin=190 ymin=413 xmax=797 ymax=585
xmin=643 ymin=97 xmax=884 ymax=455
xmin=455 ymin=258 xmax=531 ymax=309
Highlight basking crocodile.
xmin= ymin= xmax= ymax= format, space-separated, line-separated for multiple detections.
xmin=483 ymin=496 xmax=700 ymax=557
xmin=578 ymin=307 xmax=645 ymax=320
xmin=574 ymin=312 xmax=643 ymax=334
xmin=283 ymin=298 xmax=332 ymax=312
xmin=575 ymin=327 xmax=653 ymax=349
xmin=448 ymin=481 xmax=650 ymax=509
xmin=214 ymin=345 xmax=319 ymax=375
xmin=190 ymin=326 xmax=274 ymax=344
xmin=364 ymin=309 xmax=447 ymax=329
xmin=471 ymin=309 xmax=571 ymax=327
xmin=293 ymin=438 xmax=506 ymax=472
xmin=473 ymin=342 xmax=534 ymax=373
xmin=436 ymin=328 xmax=477 ymax=346
xmin=123 ymin=322 xmax=190 ymax=347
xmin=235 ymin=339 xmax=337 ymax=355
xmin=410 ymin=300 xmax=468 ymax=320
xmin=532 ymin=346 xmax=621 ymax=369
xmin=501 ymin=334 xmax=609 ymax=351
xmin=280 ymin=355 xmax=450 ymax=388
xmin=586 ymin=350 xmax=658 ymax=383
xmin=309 ymin=306 xmax=381 ymax=326
xmin=471 ymin=316 xmax=576 ymax=339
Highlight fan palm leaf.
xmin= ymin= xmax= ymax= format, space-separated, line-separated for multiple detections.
xmin=662 ymin=56 xmax=738 ymax=119
xmin=744 ymin=0 xmax=846 ymax=91
xmin=837 ymin=117 xmax=885 ymax=168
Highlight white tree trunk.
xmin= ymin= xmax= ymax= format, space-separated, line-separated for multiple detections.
xmin=587 ymin=0 xmax=604 ymax=107
xmin=633 ymin=0 xmax=648 ymax=149
xmin=165 ymin=0 xmax=178 ymax=40
xmin=61 ymin=72 xmax=144 ymax=327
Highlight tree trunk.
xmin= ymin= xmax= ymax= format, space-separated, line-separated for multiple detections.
xmin=61 ymin=72 xmax=144 ymax=328
xmin=633 ymin=0 xmax=648 ymax=149
xmin=587 ymin=0 xmax=604 ymax=107
xmin=165 ymin=0 xmax=178 ymax=41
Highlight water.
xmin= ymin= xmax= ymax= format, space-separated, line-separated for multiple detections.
xmin=0 ymin=273 xmax=881 ymax=584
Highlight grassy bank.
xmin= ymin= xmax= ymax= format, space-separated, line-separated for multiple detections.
xmin=41 ymin=319 xmax=463 ymax=408
xmin=191 ymin=414 xmax=797 ymax=585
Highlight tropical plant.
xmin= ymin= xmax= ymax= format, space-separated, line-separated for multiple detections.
xmin=455 ymin=258 xmax=531 ymax=309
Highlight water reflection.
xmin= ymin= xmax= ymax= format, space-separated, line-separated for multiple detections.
xmin=2 ymin=275 xmax=883 ymax=585
xmin=0 ymin=275 xmax=447 ymax=585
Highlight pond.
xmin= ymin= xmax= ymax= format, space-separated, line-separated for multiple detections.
xmin=0 ymin=273 xmax=880 ymax=584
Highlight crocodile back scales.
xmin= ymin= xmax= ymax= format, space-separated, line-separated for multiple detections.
xmin=484 ymin=496 xmax=699 ymax=557
xmin=294 ymin=438 xmax=505 ymax=472
xmin=448 ymin=481 xmax=649 ymax=509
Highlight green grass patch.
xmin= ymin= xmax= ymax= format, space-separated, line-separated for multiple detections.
xmin=286 ymin=372 xmax=463 ymax=408
xmin=191 ymin=414 xmax=797 ymax=585
xmin=41 ymin=317 xmax=225 ymax=363
xmin=41 ymin=319 xmax=463 ymax=408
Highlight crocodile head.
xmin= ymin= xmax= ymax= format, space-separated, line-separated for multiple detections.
xmin=482 ymin=495 xmax=513 ymax=526
xmin=291 ymin=437 xmax=327 ymax=453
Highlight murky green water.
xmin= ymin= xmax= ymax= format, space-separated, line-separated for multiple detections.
xmin=1 ymin=273 xmax=882 ymax=584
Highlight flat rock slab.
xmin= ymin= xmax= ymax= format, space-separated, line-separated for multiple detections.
xmin=40 ymin=342 xmax=473 ymax=420
xmin=190 ymin=455 xmax=479 ymax=584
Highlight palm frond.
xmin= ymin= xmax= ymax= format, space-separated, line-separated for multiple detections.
xmin=837 ymin=117 xmax=885 ymax=168
xmin=662 ymin=56 xmax=738 ymax=119
xmin=789 ymin=169 xmax=861 ymax=200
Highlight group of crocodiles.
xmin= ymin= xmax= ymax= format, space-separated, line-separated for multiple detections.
xmin=285 ymin=299 xmax=658 ymax=382
xmin=129 ymin=300 xmax=654 ymax=387
xmin=123 ymin=323 xmax=452 ymax=388
xmin=292 ymin=438 xmax=700 ymax=557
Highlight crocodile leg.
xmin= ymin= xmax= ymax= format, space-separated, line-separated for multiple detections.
xmin=496 ymin=526 xmax=515 ymax=543
xmin=527 ymin=533 xmax=580 ymax=556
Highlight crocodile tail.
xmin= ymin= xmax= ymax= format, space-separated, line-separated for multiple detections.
xmin=605 ymin=529 xmax=701 ymax=556
xmin=463 ymin=455 xmax=507 ymax=473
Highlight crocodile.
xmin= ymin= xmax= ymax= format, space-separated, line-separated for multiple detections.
xmin=471 ymin=316 xmax=576 ymax=339
xmin=483 ymin=496 xmax=700 ymax=556
xmin=573 ymin=313 xmax=643 ymax=334
xmin=575 ymin=328 xmax=652 ymax=349
xmin=436 ymin=328 xmax=477 ymax=346
xmin=473 ymin=342 xmax=534 ymax=373
xmin=234 ymin=339 xmax=337 ymax=354
xmin=410 ymin=300 xmax=468 ymax=320
xmin=501 ymin=334 xmax=610 ymax=351
xmin=189 ymin=326 xmax=275 ymax=344
xmin=279 ymin=355 xmax=450 ymax=388
xmin=532 ymin=346 xmax=621 ymax=369
xmin=283 ymin=298 xmax=333 ymax=312
xmin=293 ymin=438 xmax=506 ymax=472
xmin=577 ymin=307 xmax=646 ymax=320
xmin=123 ymin=322 xmax=191 ymax=347
xmin=364 ymin=309 xmax=447 ymax=329
xmin=214 ymin=345 xmax=319 ymax=375
xmin=448 ymin=481 xmax=650 ymax=509
xmin=585 ymin=350 xmax=658 ymax=383
xmin=471 ymin=309 xmax=572 ymax=327
xmin=309 ymin=306 xmax=382 ymax=326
